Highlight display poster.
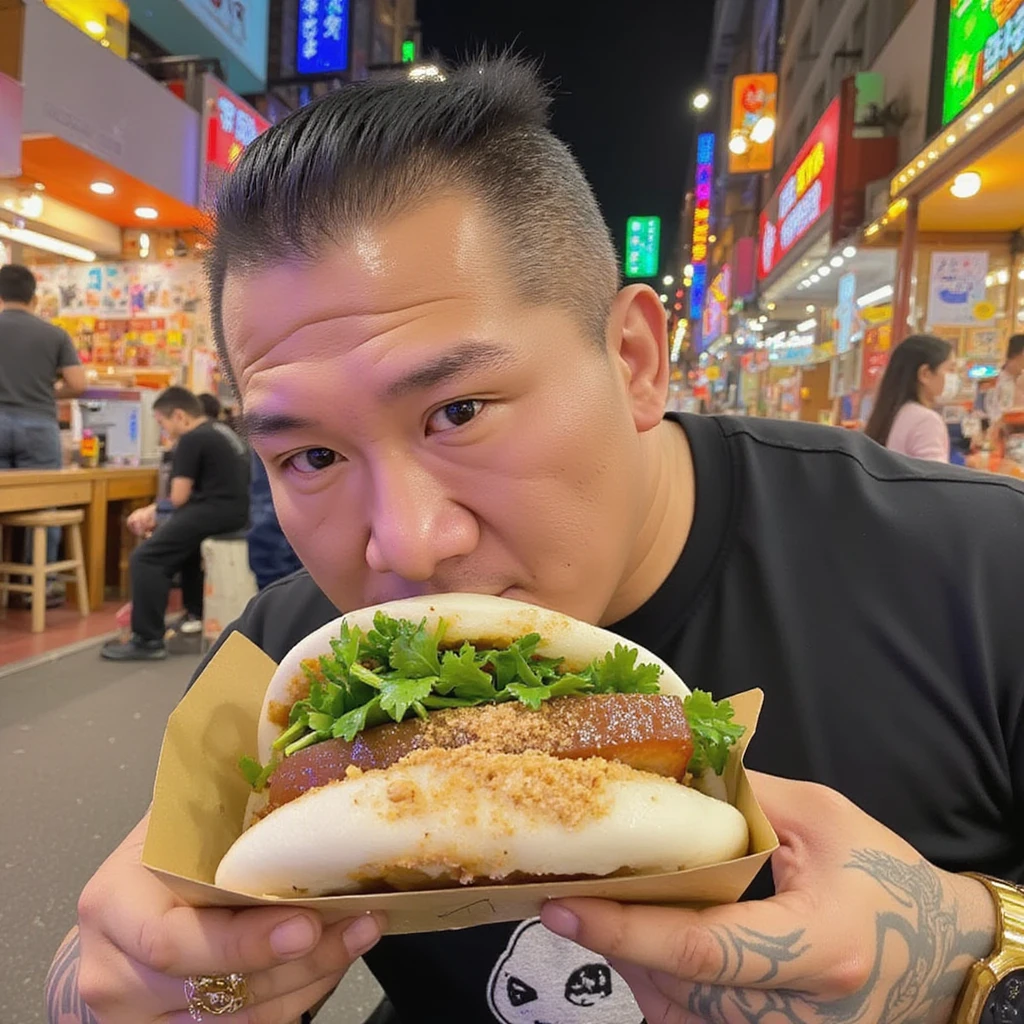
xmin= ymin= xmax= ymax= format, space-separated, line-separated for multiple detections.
xmin=178 ymin=0 xmax=269 ymax=83
xmin=835 ymin=272 xmax=858 ymax=355
xmin=926 ymin=252 xmax=992 ymax=327
xmin=33 ymin=261 xmax=205 ymax=319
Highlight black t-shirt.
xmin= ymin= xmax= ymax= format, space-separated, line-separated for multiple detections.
xmin=170 ymin=420 xmax=250 ymax=516
xmin=189 ymin=414 xmax=1024 ymax=1024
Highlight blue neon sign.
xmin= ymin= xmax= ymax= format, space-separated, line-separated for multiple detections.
xmin=296 ymin=0 xmax=350 ymax=75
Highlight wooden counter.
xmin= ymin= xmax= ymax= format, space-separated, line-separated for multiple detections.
xmin=0 ymin=466 xmax=159 ymax=610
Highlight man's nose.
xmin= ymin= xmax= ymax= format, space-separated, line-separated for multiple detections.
xmin=364 ymin=457 xmax=479 ymax=581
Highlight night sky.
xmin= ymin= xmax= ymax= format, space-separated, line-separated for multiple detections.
xmin=417 ymin=0 xmax=715 ymax=272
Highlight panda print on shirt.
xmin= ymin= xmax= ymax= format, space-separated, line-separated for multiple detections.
xmin=487 ymin=919 xmax=643 ymax=1024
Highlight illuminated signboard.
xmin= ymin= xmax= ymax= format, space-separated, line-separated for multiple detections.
xmin=297 ymin=0 xmax=351 ymax=75
xmin=944 ymin=0 xmax=1024 ymax=124
xmin=729 ymin=74 xmax=777 ymax=174
xmin=201 ymin=75 xmax=271 ymax=208
xmin=758 ymin=100 xmax=840 ymax=280
xmin=690 ymin=132 xmax=715 ymax=319
xmin=702 ymin=265 xmax=732 ymax=345
xmin=624 ymin=216 xmax=661 ymax=279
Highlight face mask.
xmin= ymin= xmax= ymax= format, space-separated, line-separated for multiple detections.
xmin=941 ymin=372 xmax=961 ymax=402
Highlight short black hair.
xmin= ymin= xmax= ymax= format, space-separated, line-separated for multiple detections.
xmin=153 ymin=386 xmax=203 ymax=419
xmin=208 ymin=54 xmax=619 ymax=394
xmin=198 ymin=393 xmax=222 ymax=420
xmin=1007 ymin=334 xmax=1024 ymax=361
xmin=0 ymin=264 xmax=37 ymax=305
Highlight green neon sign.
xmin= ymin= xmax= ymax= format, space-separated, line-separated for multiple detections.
xmin=402 ymin=39 xmax=416 ymax=63
xmin=624 ymin=216 xmax=661 ymax=279
xmin=944 ymin=0 xmax=1024 ymax=123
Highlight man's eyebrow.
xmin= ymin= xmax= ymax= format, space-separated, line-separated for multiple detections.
xmin=382 ymin=342 xmax=516 ymax=399
xmin=236 ymin=410 xmax=319 ymax=442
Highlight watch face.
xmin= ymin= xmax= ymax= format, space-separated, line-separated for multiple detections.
xmin=982 ymin=969 xmax=1024 ymax=1023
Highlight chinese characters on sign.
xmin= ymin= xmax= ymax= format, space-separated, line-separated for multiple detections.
xmin=690 ymin=133 xmax=715 ymax=320
xmin=758 ymin=100 xmax=840 ymax=279
xmin=624 ymin=217 xmax=661 ymax=279
xmin=729 ymin=74 xmax=777 ymax=174
xmin=208 ymin=85 xmax=271 ymax=172
xmin=702 ymin=265 xmax=732 ymax=346
xmin=297 ymin=0 xmax=351 ymax=75
xmin=944 ymin=0 xmax=1024 ymax=123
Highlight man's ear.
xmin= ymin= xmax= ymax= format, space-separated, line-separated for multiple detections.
xmin=605 ymin=285 xmax=670 ymax=432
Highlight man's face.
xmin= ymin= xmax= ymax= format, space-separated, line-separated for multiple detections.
xmin=222 ymin=196 xmax=660 ymax=623
xmin=155 ymin=409 xmax=187 ymax=442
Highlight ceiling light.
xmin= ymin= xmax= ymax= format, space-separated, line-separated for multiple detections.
xmin=33 ymin=182 xmax=45 ymax=192
xmin=843 ymin=246 xmax=857 ymax=258
xmin=950 ymin=171 xmax=982 ymax=199
xmin=709 ymin=234 xmax=717 ymax=244
xmin=856 ymin=285 xmax=894 ymax=308
xmin=759 ymin=315 xmax=768 ymax=323
xmin=796 ymin=318 xmax=817 ymax=333
xmin=946 ymin=133 xmax=957 ymax=145
xmin=767 ymin=302 xmax=776 ymax=311
xmin=929 ymin=150 xmax=939 ymax=160
xmin=917 ymin=160 xmax=926 ymax=170
xmin=805 ymin=304 xmax=815 ymax=313
xmin=134 ymin=206 xmax=159 ymax=220
xmin=983 ymin=102 xmax=995 ymax=114
xmin=662 ymin=275 xmax=674 ymax=286
xmin=0 ymin=221 xmax=96 ymax=262
xmin=729 ymin=133 xmax=749 ymax=155
xmin=830 ymin=256 xmax=844 ymax=268
xmin=818 ymin=265 xmax=831 ymax=277
xmin=84 ymin=19 xmax=104 ymax=36
xmin=998 ymin=269 xmax=1010 ymax=285
xmin=809 ymin=273 xmax=820 ymax=283
xmin=683 ymin=263 xmax=694 ymax=277
xmin=1007 ymin=83 xmax=1017 ymax=95
xmin=691 ymin=90 xmax=711 ymax=111
xmin=659 ymin=294 xmax=669 ymax=303
xmin=750 ymin=115 xmax=776 ymax=144
xmin=90 ymin=181 xmax=115 ymax=195
xmin=968 ymin=113 xmax=982 ymax=127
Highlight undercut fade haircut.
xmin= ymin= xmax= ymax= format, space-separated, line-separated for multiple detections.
xmin=153 ymin=386 xmax=203 ymax=419
xmin=207 ymin=54 xmax=620 ymax=395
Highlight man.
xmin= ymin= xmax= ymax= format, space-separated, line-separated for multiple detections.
xmin=100 ymin=386 xmax=249 ymax=661
xmin=0 ymin=263 xmax=86 ymax=589
xmin=988 ymin=333 xmax=1024 ymax=426
xmin=54 ymin=59 xmax=1022 ymax=1024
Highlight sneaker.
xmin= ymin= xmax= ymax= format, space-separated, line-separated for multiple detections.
xmin=101 ymin=637 xmax=168 ymax=661
xmin=176 ymin=613 xmax=203 ymax=635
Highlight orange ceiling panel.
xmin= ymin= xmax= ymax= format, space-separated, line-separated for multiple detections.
xmin=13 ymin=137 xmax=207 ymax=230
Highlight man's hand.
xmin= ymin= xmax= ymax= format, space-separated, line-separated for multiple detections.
xmin=127 ymin=504 xmax=157 ymax=538
xmin=541 ymin=772 xmax=997 ymax=1024
xmin=55 ymin=813 xmax=383 ymax=1023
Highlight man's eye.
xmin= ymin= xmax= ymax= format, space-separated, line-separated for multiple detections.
xmin=427 ymin=400 xmax=484 ymax=434
xmin=286 ymin=447 xmax=340 ymax=474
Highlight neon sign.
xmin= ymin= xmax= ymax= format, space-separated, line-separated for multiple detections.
xmin=758 ymin=100 xmax=840 ymax=280
xmin=690 ymin=133 xmax=715 ymax=320
xmin=702 ymin=264 xmax=732 ymax=345
xmin=207 ymin=86 xmax=271 ymax=172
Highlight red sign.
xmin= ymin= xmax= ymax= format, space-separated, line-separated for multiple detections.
xmin=207 ymin=85 xmax=271 ymax=172
xmin=758 ymin=99 xmax=841 ymax=280
xmin=861 ymin=325 xmax=892 ymax=392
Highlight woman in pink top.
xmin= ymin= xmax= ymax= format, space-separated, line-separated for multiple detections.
xmin=864 ymin=334 xmax=954 ymax=463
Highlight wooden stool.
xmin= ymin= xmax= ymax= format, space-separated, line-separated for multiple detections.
xmin=0 ymin=510 xmax=90 ymax=633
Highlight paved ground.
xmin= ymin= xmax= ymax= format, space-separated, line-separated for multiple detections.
xmin=0 ymin=640 xmax=383 ymax=1024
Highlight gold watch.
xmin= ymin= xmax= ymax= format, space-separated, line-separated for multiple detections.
xmin=953 ymin=873 xmax=1024 ymax=1023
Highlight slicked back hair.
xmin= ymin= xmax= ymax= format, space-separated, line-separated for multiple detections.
xmin=207 ymin=55 xmax=620 ymax=394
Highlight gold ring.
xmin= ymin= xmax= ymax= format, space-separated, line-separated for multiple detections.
xmin=184 ymin=973 xmax=249 ymax=1020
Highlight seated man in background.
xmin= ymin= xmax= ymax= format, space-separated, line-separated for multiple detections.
xmin=101 ymin=386 xmax=249 ymax=661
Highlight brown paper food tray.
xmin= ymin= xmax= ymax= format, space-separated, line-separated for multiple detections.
xmin=144 ymin=632 xmax=778 ymax=935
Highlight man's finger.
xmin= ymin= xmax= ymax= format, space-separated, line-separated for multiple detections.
xmin=541 ymin=895 xmax=827 ymax=990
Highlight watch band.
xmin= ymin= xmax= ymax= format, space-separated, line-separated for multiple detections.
xmin=954 ymin=874 xmax=1024 ymax=1024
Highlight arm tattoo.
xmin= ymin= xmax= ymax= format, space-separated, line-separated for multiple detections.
xmin=45 ymin=930 xmax=99 ymax=1024
xmin=687 ymin=849 xmax=995 ymax=1024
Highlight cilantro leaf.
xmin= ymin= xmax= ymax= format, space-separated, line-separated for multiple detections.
xmin=239 ymin=755 xmax=263 ymax=788
xmin=684 ymin=690 xmax=746 ymax=776
xmin=379 ymin=676 xmax=436 ymax=722
xmin=330 ymin=622 xmax=363 ymax=672
xmin=588 ymin=644 xmax=662 ymax=695
xmin=504 ymin=682 xmax=552 ymax=711
xmin=364 ymin=612 xmax=418 ymax=666
xmin=390 ymin=620 xmax=443 ymax=678
xmin=488 ymin=633 xmax=543 ymax=688
xmin=332 ymin=697 xmax=382 ymax=742
xmin=438 ymin=644 xmax=496 ymax=699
